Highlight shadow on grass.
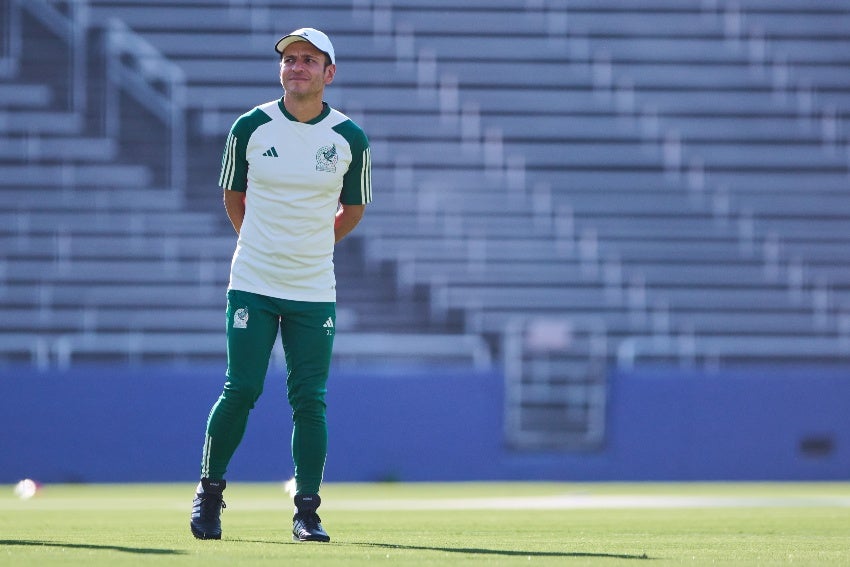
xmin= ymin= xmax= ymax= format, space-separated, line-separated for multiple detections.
xmin=0 ymin=539 xmax=185 ymax=556
xmin=350 ymin=542 xmax=650 ymax=560
xmin=237 ymin=538 xmax=649 ymax=560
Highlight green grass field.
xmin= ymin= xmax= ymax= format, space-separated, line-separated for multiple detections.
xmin=2 ymin=482 xmax=849 ymax=565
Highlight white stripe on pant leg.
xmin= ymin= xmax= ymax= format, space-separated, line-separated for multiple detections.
xmin=201 ymin=435 xmax=212 ymax=478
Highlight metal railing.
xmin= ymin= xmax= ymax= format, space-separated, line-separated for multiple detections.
xmin=0 ymin=0 xmax=21 ymax=77
xmin=7 ymin=0 xmax=186 ymax=197
xmin=503 ymin=316 xmax=608 ymax=451
xmin=617 ymin=334 xmax=850 ymax=372
xmin=104 ymin=17 xmax=187 ymax=197
xmin=9 ymin=0 xmax=88 ymax=111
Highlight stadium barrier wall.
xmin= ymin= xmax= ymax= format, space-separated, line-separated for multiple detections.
xmin=1 ymin=364 xmax=847 ymax=483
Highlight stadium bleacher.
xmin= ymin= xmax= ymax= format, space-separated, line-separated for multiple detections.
xmin=2 ymin=0 xmax=850 ymax=381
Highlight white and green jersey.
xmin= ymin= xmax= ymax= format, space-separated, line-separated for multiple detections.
xmin=219 ymin=99 xmax=372 ymax=302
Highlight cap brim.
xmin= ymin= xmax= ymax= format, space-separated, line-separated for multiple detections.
xmin=274 ymin=35 xmax=334 ymax=64
xmin=274 ymin=35 xmax=299 ymax=55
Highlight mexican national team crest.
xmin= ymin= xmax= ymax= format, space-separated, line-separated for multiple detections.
xmin=316 ymin=144 xmax=338 ymax=172
xmin=233 ymin=307 xmax=249 ymax=329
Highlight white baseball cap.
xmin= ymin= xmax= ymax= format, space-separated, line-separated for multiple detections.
xmin=274 ymin=28 xmax=335 ymax=65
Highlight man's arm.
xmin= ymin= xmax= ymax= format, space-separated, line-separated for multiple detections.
xmin=223 ymin=189 xmax=246 ymax=234
xmin=335 ymin=203 xmax=365 ymax=243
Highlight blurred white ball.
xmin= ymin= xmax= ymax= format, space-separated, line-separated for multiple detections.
xmin=13 ymin=479 xmax=39 ymax=500
xmin=283 ymin=477 xmax=296 ymax=498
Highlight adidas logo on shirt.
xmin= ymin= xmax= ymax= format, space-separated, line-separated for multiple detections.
xmin=323 ymin=317 xmax=334 ymax=328
xmin=262 ymin=147 xmax=279 ymax=157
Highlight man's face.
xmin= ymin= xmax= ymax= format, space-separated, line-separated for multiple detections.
xmin=279 ymin=41 xmax=335 ymax=97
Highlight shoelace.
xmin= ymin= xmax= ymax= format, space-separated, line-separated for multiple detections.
xmin=198 ymin=494 xmax=226 ymax=517
xmin=298 ymin=511 xmax=321 ymax=529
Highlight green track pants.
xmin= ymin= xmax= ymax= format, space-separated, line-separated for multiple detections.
xmin=201 ymin=289 xmax=335 ymax=495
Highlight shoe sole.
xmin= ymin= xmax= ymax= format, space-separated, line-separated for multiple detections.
xmin=292 ymin=535 xmax=330 ymax=543
xmin=191 ymin=523 xmax=222 ymax=540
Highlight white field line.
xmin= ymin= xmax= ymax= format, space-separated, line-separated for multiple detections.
xmin=324 ymin=494 xmax=850 ymax=511
xmin=3 ymin=493 xmax=849 ymax=512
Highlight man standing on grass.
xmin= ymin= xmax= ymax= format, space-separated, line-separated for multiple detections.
xmin=190 ymin=27 xmax=371 ymax=542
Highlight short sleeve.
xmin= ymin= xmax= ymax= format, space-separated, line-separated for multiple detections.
xmin=218 ymin=107 xmax=273 ymax=192
xmin=334 ymin=120 xmax=372 ymax=205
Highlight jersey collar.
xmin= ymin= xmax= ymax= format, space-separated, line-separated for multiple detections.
xmin=278 ymin=98 xmax=331 ymax=124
